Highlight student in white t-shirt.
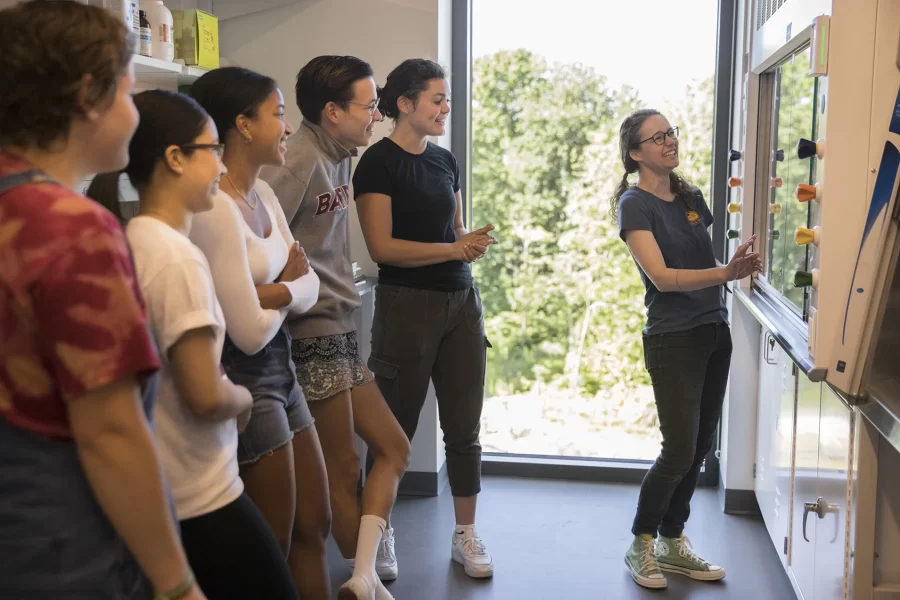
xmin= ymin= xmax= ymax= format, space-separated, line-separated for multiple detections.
xmin=89 ymin=89 xmax=299 ymax=600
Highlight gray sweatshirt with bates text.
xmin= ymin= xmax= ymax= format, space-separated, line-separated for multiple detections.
xmin=260 ymin=120 xmax=359 ymax=340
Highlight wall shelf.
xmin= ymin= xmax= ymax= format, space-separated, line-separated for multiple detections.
xmin=132 ymin=54 xmax=209 ymax=86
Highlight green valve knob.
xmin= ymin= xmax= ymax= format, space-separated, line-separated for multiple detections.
xmin=771 ymin=229 xmax=781 ymax=240
xmin=727 ymin=230 xmax=740 ymax=240
xmin=794 ymin=269 xmax=818 ymax=288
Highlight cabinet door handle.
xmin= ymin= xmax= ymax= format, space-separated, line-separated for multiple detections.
xmin=802 ymin=497 xmax=839 ymax=542
xmin=802 ymin=501 xmax=817 ymax=542
xmin=765 ymin=333 xmax=777 ymax=364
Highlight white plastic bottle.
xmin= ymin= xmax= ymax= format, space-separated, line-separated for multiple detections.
xmin=144 ymin=0 xmax=174 ymax=62
xmin=130 ymin=1 xmax=140 ymax=35
xmin=101 ymin=0 xmax=131 ymax=27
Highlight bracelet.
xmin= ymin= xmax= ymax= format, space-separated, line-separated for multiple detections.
xmin=154 ymin=570 xmax=195 ymax=600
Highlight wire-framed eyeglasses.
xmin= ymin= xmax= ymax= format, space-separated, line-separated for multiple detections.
xmin=639 ymin=127 xmax=679 ymax=146
xmin=347 ymin=97 xmax=381 ymax=116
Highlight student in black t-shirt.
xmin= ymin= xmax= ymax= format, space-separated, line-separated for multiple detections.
xmin=612 ymin=109 xmax=760 ymax=590
xmin=353 ymin=58 xmax=496 ymax=580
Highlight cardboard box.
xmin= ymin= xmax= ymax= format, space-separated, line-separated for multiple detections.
xmin=173 ymin=9 xmax=219 ymax=70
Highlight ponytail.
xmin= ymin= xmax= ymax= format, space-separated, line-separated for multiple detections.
xmin=609 ymin=171 xmax=632 ymax=220
xmin=86 ymin=172 xmax=124 ymax=224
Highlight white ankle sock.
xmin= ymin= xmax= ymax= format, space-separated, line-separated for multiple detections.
xmin=455 ymin=524 xmax=475 ymax=539
xmin=352 ymin=515 xmax=386 ymax=583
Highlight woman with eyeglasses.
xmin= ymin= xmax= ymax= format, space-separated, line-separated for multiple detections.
xmin=611 ymin=109 xmax=760 ymax=590
xmin=188 ymin=67 xmax=333 ymax=600
xmin=261 ymin=55 xmax=409 ymax=600
xmin=88 ymin=89 xmax=299 ymax=599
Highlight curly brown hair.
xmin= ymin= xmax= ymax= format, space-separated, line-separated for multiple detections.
xmin=0 ymin=0 xmax=134 ymax=150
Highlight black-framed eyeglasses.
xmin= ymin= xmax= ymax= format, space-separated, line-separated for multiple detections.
xmin=347 ymin=97 xmax=381 ymax=116
xmin=179 ymin=143 xmax=225 ymax=159
xmin=639 ymin=127 xmax=679 ymax=146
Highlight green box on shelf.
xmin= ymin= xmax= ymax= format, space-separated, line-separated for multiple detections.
xmin=172 ymin=9 xmax=219 ymax=70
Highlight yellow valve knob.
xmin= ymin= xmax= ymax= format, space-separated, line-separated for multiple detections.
xmin=727 ymin=203 xmax=741 ymax=213
xmin=728 ymin=177 xmax=742 ymax=188
xmin=771 ymin=177 xmax=783 ymax=188
xmin=770 ymin=203 xmax=782 ymax=214
xmin=794 ymin=226 xmax=820 ymax=246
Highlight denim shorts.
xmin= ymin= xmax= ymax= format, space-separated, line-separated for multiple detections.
xmin=223 ymin=324 xmax=314 ymax=465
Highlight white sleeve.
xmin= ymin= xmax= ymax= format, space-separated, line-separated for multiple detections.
xmin=259 ymin=180 xmax=321 ymax=315
xmin=190 ymin=191 xmax=286 ymax=355
xmin=143 ymin=258 xmax=222 ymax=357
xmin=283 ymin=271 xmax=320 ymax=314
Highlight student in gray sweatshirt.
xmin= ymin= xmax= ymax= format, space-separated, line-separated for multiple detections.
xmin=261 ymin=56 xmax=409 ymax=600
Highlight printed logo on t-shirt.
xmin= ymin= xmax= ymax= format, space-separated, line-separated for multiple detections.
xmin=686 ymin=210 xmax=702 ymax=226
xmin=314 ymin=184 xmax=351 ymax=217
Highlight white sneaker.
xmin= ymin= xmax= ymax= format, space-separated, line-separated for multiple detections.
xmin=343 ymin=559 xmax=394 ymax=599
xmin=337 ymin=576 xmax=395 ymax=600
xmin=451 ymin=529 xmax=494 ymax=578
xmin=376 ymin=527 xmax=399 ymax=581
xmin=337 ymin=576 xmax=375 ymax=600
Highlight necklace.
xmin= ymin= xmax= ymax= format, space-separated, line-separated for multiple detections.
xmin=224 ymin=172 xmax=258 ymax=210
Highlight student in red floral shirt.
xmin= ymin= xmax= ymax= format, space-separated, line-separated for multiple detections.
xmin=0 ymin=2 xmax=203 ymax=599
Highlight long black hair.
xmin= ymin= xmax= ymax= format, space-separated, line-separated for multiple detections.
xmin=379 ymin=58 xmax=447 ymax=121
xmin=189 ymin=66 xmax=277 ymax=143
xmin=608 ymin=108 xmax=697 ymax=220
xmin=86 ymin=90 xmax=209 ymax=221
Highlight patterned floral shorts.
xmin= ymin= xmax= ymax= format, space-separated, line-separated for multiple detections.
xmin=291 ymin=331 xmax=375 ymax=402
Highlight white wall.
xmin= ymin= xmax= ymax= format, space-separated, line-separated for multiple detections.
xmin=219 ymin=0 xmax=451 ymax=478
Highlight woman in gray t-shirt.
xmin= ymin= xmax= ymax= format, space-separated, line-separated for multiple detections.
xmin=612 ymin=109 xmax=760 ymax=590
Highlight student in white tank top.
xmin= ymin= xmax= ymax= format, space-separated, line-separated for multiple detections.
xmin=189 ymin=67 xmax=332 ymax=599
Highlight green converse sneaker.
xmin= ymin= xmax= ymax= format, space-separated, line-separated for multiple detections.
xmin=624 ymin=534 xmax=667 ymax=589
xmin=655 ymin=535 xmax=726 ymax=581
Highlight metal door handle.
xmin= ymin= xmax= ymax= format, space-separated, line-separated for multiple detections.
xmin=802 ymin=497 xmax=839 ymax=542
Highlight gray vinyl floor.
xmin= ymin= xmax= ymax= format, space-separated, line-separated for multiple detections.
xmin=326 ymin=476 xmax=795 ymax=600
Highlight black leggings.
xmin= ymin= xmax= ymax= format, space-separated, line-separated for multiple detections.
xmin=180 ymin=492 xmax=298 ymax=600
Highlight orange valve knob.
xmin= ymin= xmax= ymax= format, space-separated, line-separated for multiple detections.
xmin=728 ymin=177 xmax=742 ymax=188
xmin=794 ymin=226 xmax=821 ymax=247
xmin=796 ymin=183 xmax=821 ymax=203
xmin=727 ymin=203 xmax=742 ymax=213
xmin=771 ymin=177 xmax=783 ymax=188
xmin=770 ymin=203 xmax=783 ymax=214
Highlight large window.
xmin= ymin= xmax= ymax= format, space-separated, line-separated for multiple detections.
xmin=470 ymin=0 xmax=721 ymax=460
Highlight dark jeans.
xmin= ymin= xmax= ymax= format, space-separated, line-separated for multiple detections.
xmin=180 ymin=493 xmax=298 ymax=600
xmin=0 ymin=418 xmax=152 ymax=599
xmin=367 ymin=284 xmax=488 ymax=497
xmin=632 ymin=322 xmax=732 ymax=538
